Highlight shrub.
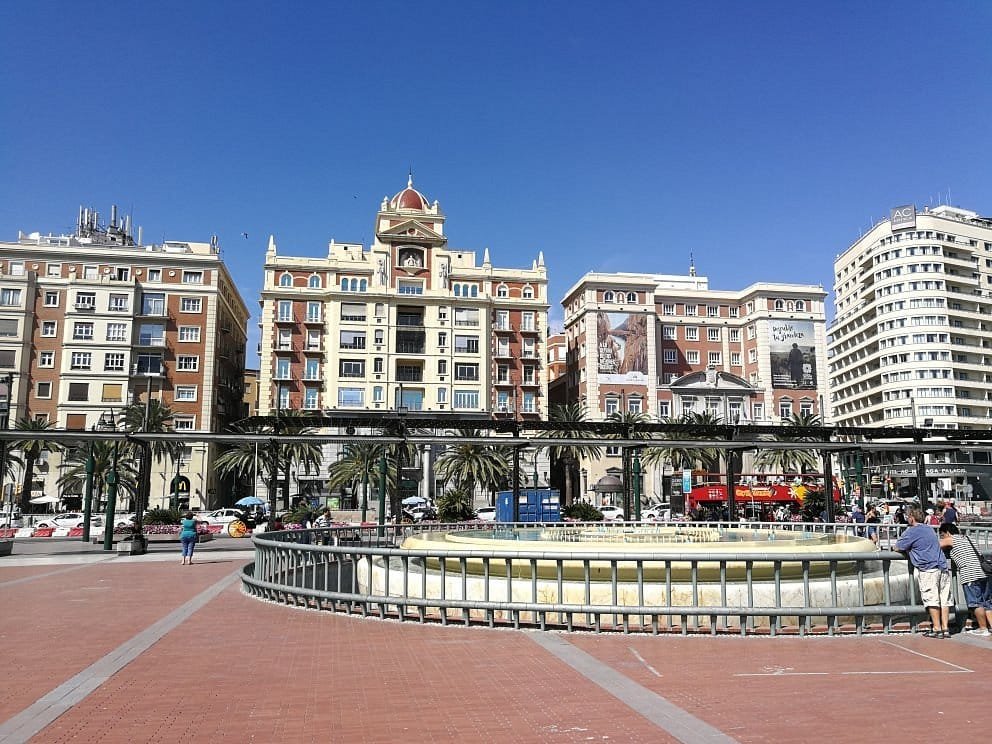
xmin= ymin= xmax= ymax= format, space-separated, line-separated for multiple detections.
xmin=562 ymin=502 xmax=603 ymax=521
xmin=143 ymin=507 xmax=181 ymax=525
xmin=438 ymin=488 xmax=475 ymax=522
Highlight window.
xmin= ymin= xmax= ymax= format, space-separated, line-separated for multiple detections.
xmin=747 ymin=325 xmax=756 ymax=339
xmin=454 ymin=308 xmax=479 ymax=327
xmin=729 ymin=329 xmax=741 ymax=342
xmin=437 ymin=359 xmax=448 ymax=375
xmin=438 ymin=331 xmax=448 ymax=348
xmin=106 ymin=323 xmax=128 ymax=342
xmin=795 ymin=300 xmax=806 ymax=312
xmin=603 ymin=291 xmax=614 ymax=303
xmin=135 ymin=354 xmax=163 ymax=375
xmin=102 ymin=383 xmax=123 ymax=402
xmin=522 ymin=338 xmax=536 ymax=357
xmin=496 ymin=284 xmax=508 ymax=298
xmin=658 ymin=401 xmax=671 ymax=418
xmin=277 ymin=300 xmax=293 ymax=322
xmin=522 ymin=392 xmax=535 ymax=413
xmin=707 ymin=305 xmax=719 ymax=317
xmin=279 ymin=273 xmax=292 ymax=287
xmin=142 ymin=293 xmax=165 ymax=315
xmin=662 ymin=325 xmax=676 ymax=339
xmin=108 ymin=294 xmax=129 ymax=312
xmin=495 ymin=310 xmax=510 ymax=330
xmin=83 ymin=265 xmax=98 ymax=279
xmin=138 ymin=322 xmax=165 ymax=346
xmin=306 ymin=329 xmax=321 ymax=350
xmin=0 ymin=349 xmax=16 ymax=368
xmin=39 ymin=351 xmax=54 ymax=368
xmin=44 ymin=290 xmax=59 ymax=307
xmin=685 ymin=326 xmax=698 ymax=341
xmin=0 ymin=288 xmax=21 ymax=307
xmin=628 ymin=397 xmax=642 ymax=413
xmin=305 ymin=358 xmax=320 ymax=380
xmin=181 ymin=270 xmax=203 ymax=284
xmin=520 ymin=312 xmax=535 ymax=331
xmin=36 ymin=381 xmax=52 ymax=399
xmin=175 ymin=385 xmax=197 ymax=401
xmin=398 ymin=280 xmax=423 ymax=295
xmin=729 ymin=306 xmax=739 ymax=318
xmin=275 ymin=358 xmax=290 ymax=379
xmin=686 ymin=350 xmax=700 ymax=364
xmin=147 ymin=268 xmax=162 ymax=282
xmin=664 ymin=349 xmax=677 ymax=364
xmin=799 ymin=399 xmax=814 ymax=416
xmin=46 ymin=263 xmax=61 ymax=277
xmin=303 ymin=387 xmax=319 ymax=409
xmin=496 ymin=338 xmax=510 ymax=357
xmin=455 ymin=363 xmax=479 ymax=381
xmin=627 ymin=292 xmax=637 ymax=304
xmin=74 ymin=291 xmax=96 ymax=310
xmin=104 ymin=352 xmax=125 ymax=371
xmin=374 ymin=329 xmax=384 ymax=345
xmin=277 ymin=387 xmax=290 ymax=408
xmin=372 ymin=386 xmax=384 ymax=403
xmin=453 ymin=390 xmax=479 ymax=409
xmin=779 ymin=399 xmax=793 ymax=419
xmin=176 ymin=355 xmax=199 ymax=372
xmin=774 ymin=299 xmax=785 ymax=311
xmin=338 ymin=388 xmax=364 ymax=407
xmin=306 ymin=301 xmax=321 ymax=322
xmin=339 ymin=330 xmax=365 ymax=349
xmin=748 ymin=348 xmax=757 ymax=363
xmin=341 ymin=303 xmax=366 ymax=321
xmin=178 ymin=326 xmax=201 ymax=342
xmin=708 ymin=351 xmax=721 ymax=365
xmin=180 ymin=297 xmax=202 ymax=313
xmin=605 ymin=397 xmax=620 ymax=416
xmin=707 ymin=327 xmax=720 ymax=342
xmin=308 ymin=274 xmax=321 ymax=288
xmin=454 ymin=335 xmax=479 ymax=353
xmin=374 ymin=303 xmax=386 ymax=318
xmin=685 ymin=304 xmax=698 ymax=316
xmin=340 ymin=360 xmax=364 ymax=378
xmin=41 ymin=321 xmax=56 ymax=337
xmin=68 ymin=382 xmax=89 ymax=401
xmin=662 ymin=304 xmax=675 ymax=315
xmin=73 ymin=322 xmax=94 ymax=340
xmin=173 ymin=417 xmax=195 ymax=431
xmin=522 ymin=285 xmax=534 ymax=299
xmin=112 ymin=266 xmax=130 ymax=282
xmin=730 ymin=352 xmax=742 ymax=366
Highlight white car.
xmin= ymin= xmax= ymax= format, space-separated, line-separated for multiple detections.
xmin=475 ymin=506 xmax=497 ymax=521
xmin=598 ymin=505 xmax=625 ymax=521
xmin=35 ymin=513 xmax=103 ymax=529
xmin=115 ymin=514 xmax=137 ymax=528
xmin=199 ymin=508 xmax=247 ymax=526
xmin=641 ymin=508 xmax=671 ymax=522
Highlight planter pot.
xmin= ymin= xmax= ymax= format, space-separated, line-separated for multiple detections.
xmin=0 ymin=540 xmax=13 ymax=557
xmin=116 ymin=538 xmax=146 ymax=555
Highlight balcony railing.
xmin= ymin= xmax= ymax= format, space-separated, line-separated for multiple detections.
xmin=396 ymin=370 xmax=423 ymax=382
xmin=397 ymin=316 xmax=424 ymax=326
xmin=395 ymin=342 xmax=425 ymax=354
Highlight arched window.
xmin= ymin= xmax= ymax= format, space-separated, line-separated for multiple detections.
xmin=795 ymin=300 xmax=806 ymax=312
xmin=627 ymin=292 xmax=637 ymax=304
xmin=496 ymin=284 xmax=508 ymax=298
xmin=786 ymin=300 xmax=795 ymax=312
xmin=279 ymin=273 xmax=292 ymax=287
xmin=349 ymin=278 xmax=358 ymax=292
xmin=470 ymin=285 xmax=478 ymax=297
xmin=523 ymin=285 xmax=534 ymax=299
xmin=454 ymin=284 xmax=462 ymax=297
xmin=340 ymin=278 xmax=348 ymax=290
xmin=603 ymin=291 xmax=614 ymax=303
xmin=308 ymin=274 xmax=321 ymax=288
xmin=359 ymin=279 xmax=367 ymax=292
xmin=774 ymin=299 xmax=785 ymax=311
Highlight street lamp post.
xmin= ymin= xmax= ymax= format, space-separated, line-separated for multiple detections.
xmin=100 ymin=409 xmax=119 ymax=551
xmin=0 ymin=373 xmax=13 ymax=529
xmin=82 ymin=427 xmax=95 ymax=542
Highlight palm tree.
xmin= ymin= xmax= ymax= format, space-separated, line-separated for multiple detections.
xmin=433 ymin=429 xmax=511 ymax=506
xmin=752 ymin=411 xmax=823 ymax=475
xmin=120 ymin=398 xmax=181 ymax=511
xmin=58 ymin=440 xmax=138 ymax=510
xmin=642 ymin=412 xmax=722 ymax=475
xmin=606 ymin=411 xmax=651 ymax=516
xmin=14 ymin=418 xmax=62 ymax=512
xmin=540 ymin=404 xmax=602 ymax=507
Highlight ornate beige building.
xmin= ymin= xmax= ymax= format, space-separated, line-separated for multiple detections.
xmin=258 ymin=177 xmax=549 ymax=420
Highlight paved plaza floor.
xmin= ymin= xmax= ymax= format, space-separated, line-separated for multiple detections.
xmin=1 ymin=538 xmax=991 ymax=743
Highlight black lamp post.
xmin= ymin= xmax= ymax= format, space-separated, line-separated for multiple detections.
xmin=0 ymin=373 xmax=12 ymax=528
xmin=100 ymin=408 xmax=120 ymax=551
xmin=82 ymin=426 xmax=95 ymax=542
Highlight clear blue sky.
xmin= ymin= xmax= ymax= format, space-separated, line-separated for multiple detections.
xmin=3 ymin=1 xmax=990 ymax=363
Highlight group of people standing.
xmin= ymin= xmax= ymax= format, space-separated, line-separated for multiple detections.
xmin=895 ymin=504 xmax=991 ymax=638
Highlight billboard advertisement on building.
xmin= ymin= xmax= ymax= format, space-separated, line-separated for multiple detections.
xmin=769 ymin=320 xmax=817 ymax=389
xmin=596 ymin=312 xmax=648 ymax=383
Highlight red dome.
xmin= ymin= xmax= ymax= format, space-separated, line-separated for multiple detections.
xmin=390 ymin=175 xmax=429 ymax=211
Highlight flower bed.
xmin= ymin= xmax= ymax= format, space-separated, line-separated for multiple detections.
xmin=113 ymin=523 xmax=212 ymax=536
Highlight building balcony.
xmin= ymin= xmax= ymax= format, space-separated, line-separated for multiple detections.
xmin=494 ymin=349 xmax=515 ymax=359
xmin=519 ymin=323 xmax=540 ymax=334
xmin=494 ymin=378 xmax=514 ymax=386
xmin=131 ymin=364 xmax=164 ymax=377
xmin=134 ymin=337 xmax=167 ymax=348
xmin=304 ymin=344 xmax=323 ymax=352
xmin=304 ymin=316 xmax=324 ymax=325
xmin=273 ymin=371 xmax=295 ymax=381
xmin=137 ymin=308 xmax=168 ymax=318
xmin=73 ymin=302 xmax=96 ymax=312
xmin=274 ymin=344 xmax=294 ymax=353
xmin=339 ymin=342 xmax=366 ymax=350
xmin=520 ymin=379 xmax=540 ymax=387
xmin=397 ymin=316 xmax=424 ymax=327
xmin=395 ymin=342 xmax=425 ymax=354
xmin=494 ymin=323 xmax=514 ymax=332
xmin=275 ymin=316 xmax=295 ymax=324
xmin=396 ymin=369 xmax=423 ymax=382
xmin=494 ymin=402 xmax=515 ymax=414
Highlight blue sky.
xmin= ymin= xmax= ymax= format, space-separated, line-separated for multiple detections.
xmin=3 ymin=1 xmax=990 ymax=363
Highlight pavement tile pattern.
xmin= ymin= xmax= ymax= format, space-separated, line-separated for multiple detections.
xmin=2 ymin=547 xmax=991 ymax=743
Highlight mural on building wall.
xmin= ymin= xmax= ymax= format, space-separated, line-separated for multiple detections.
xmin=596 ymin=312 xmax=648 ymax=383
xmin=769 ymin=320 xmax=817 ymax=389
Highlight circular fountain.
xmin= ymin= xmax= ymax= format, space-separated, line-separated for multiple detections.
xmin=356 ymin=524 xmax=912 ymax=629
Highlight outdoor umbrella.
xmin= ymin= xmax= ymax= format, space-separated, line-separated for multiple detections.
xmin=29 ymin=495 xmax=60 ymax=505
xmin=401 ymin=496 xmax=426 ymax=506
xmin=235 ymin=496 xmax=266 ymax=507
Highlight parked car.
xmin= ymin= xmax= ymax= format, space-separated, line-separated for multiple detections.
xmin=199 ymin=508 xmax=247 ymax=526
xmin=34 ymin=513 xmax=102 ymax=529
xmin=641 ymin=507 xmax=671 ymax=522
xmin=598 ymin=505 xmax=625 ymax=521
xmin=115 ymin=514 xmax=137 ymax=529
xmin=475 ymin=506 xmax=497 ymax=521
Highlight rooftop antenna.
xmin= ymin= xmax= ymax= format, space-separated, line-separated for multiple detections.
xmin=688 ymin=251 xmax=696 ymax=277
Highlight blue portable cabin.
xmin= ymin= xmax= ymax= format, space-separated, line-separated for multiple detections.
xmin=495 ymin=488 xmax=561 ymax=522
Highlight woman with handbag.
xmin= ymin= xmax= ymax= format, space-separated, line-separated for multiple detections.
xmin=939 ymin=523 xmax=992 ymax=636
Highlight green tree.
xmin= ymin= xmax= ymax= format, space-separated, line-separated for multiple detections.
xmin=752 ymin=412 xmax=823 ymax=475
xmin=437 ymin=486 xmax=475 ymax=522
xmin=14 ymin=418 xmax=62 ymax=512
xmin=642 ymin=412 xmax=722 ymax=474
xmin=540 ymin=404 xmax=603 ymax=507
xmin=433 ymin=429 xmax=510 ymax=505
xmin=606 ymin=411 xmax=651 ymax=515
xmin=58 ymin=440 xmax=138 ymax=509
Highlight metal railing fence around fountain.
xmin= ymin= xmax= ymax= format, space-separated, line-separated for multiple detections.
xmin=241 ymin=521 xmax=992 ymax=637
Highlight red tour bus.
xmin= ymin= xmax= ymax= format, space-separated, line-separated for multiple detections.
xmin=682 ymin=472 xmax=842 ymax=514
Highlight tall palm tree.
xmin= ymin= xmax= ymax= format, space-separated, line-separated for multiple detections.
xmin=433 ymin=429 xmax=511 ymax=504
xmin=120 ymin=398 xmax=181 ymax=511
xmin=642 ymin=412 xmax=722 ymax=475
xmin=14 ymin=418 xmax=62 ymax=512
xmin=326 ymin=439 xmax=419 ymax=518
xmin=539 ymin=404 xmax=602 ymax=507
xmin=752 ymin=411 xmax=823 ymax=475
xmin=58 ymin=440 xmax=138 ymax=509
xmin=606 ymin=411 xmax=651 ymax=515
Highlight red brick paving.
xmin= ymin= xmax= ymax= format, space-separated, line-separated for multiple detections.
xmin=3 ymin=557 xmax=991 ymax=743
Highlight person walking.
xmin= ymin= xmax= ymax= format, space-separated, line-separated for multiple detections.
xmin=179 ymin=511 xmax=199 ymax=565
xmin=942 ymin=499 xmax=958 ymax=524
xmin=865 ymin=506 xmax=880 ymax=545
xmin=896 ymin=508 xmax=952 ymax=637
xmin=939 ymin=523 xmax=992 ymax=636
